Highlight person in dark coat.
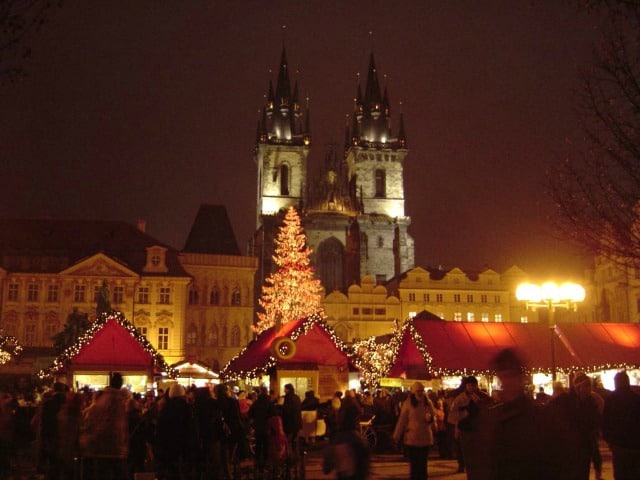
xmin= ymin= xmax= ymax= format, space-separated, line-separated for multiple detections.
xmin=156 ymin=383 xmax=192 ymax=480
xmin=485 ymin=348 xmax=570 ymax=480
xmin=215 ymin=383 xmax=244 ymax=480
xmin=281 ymin=383 xmax=302 ymax=442
xmin=602 ymin=370 xmax=640 ymax=480
xmin=249 ymin=386 xmax=275 ymax=477
xmin=38 ymin=382 xmax=67 ymax=479
xmin=301 ymin=390 xmax=320 ymax=411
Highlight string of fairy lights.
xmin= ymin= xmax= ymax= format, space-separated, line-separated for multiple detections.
xmin=37 ymin=311 xmax=176 ymax=379
xmin=220 ymin=313 xmax=361 ymax=382
xmin=0 ymin=335 xmax=22 ymax=365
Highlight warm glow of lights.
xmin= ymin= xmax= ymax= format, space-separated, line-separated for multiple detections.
xmin=516 ymin=281 xmax=585 ymax=304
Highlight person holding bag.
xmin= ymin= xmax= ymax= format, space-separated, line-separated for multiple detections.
xmin=393 ymin=382 xmax=436 ymax=480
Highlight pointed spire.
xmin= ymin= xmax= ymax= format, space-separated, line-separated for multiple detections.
xmin=364 ymin=52 xmax=383 ymax=109
xmin=275 ymin=47 xmax=292 ymax=106
xmin=398 ymin=113 xmax=407 ymax=148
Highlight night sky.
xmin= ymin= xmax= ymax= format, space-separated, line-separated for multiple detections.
xmin=0 ymin=1 xmax=604 ymax=280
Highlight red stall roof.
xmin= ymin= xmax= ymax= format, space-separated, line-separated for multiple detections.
xmin=221 ymin=314 xmax=352 ymax=380
xmin=387 ymin=311 xmax=575 ymax=377
xmin=556 ymin=322 xmax=640 ymax=371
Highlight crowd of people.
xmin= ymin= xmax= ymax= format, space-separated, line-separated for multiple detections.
xmin=0 ymin=351 xmax=639 ymax=480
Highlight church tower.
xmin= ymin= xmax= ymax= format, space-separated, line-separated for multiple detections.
xmin=254 ymin=47 xmax=310 ymax=228
xmin=342 ymin=53 xmax=414 ymax=283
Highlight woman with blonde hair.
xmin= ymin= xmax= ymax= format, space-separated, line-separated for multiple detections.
xmin=393 ymin=382 xmax=436 ymax=480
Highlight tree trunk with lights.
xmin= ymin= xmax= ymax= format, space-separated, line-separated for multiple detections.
xmin=549 ymin=3 xmax=640 ymax=267
xmin=254 ymin=206 xmax=324 ymax=334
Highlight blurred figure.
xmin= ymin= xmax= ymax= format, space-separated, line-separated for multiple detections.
xmin=486 ymin=348 xmax=568 ymax=480
xmin=301 ymin=390 xmax=320 ymax=411
xmin=56 ymin=392 xmax=83 ymax=480
xmin=156 ymin=384 xmax=191 ymax=480
xmin=281 ymin=383 xmax=302 ymax=443
xmin=393 ymin=382 xmax=435 ymax=480
xmin=249 ymin=386 xmax=275 ymax=478
xmin=602 ymin=371 xmax=640 ymax=480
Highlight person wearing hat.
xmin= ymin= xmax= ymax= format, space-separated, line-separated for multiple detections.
xmin=547 ymin=371 xmax=601 ymax=480
xmin=447 ymin=376 xmax=491 ymax=475
xmin=487 ymin=348 xmax=570 ymax=480
xmin=393 ymin=382 xmax=436 ymax=480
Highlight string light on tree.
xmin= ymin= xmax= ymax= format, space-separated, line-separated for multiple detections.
xmin=254 ymin=206 xmax=325 ymax=334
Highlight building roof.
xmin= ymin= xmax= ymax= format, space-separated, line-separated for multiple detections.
xmin=182 ymin=204 xmax=240 ymax=255
xmin=386 ymin=310 xmax=640 ymax=378
xmin=0 ymin=218 xmax=188 ymax=277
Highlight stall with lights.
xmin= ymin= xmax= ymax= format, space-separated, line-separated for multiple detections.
xmin=220 ymin=314 xmax=359 ymax=400
xmin=38 ymin=311 xmax=175 ymax=392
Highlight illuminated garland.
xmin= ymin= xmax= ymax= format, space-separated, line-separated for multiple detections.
xmin=38 ymin=311 xmax=176 ymax=379
xmin=353 ymin=332 xmax=401 ymax=388
xmin=221 ymin=313 xmax=357 ymax=382
xmin=0 ymin=335 xmax=22 ymax=365
xmin=383 ymin=317 xmax=640 ymax=379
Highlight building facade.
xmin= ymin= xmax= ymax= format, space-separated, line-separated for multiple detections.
xmin=252 ymin=47 xmax=414 ymax=297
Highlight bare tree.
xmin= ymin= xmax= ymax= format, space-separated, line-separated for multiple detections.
xmin=0 ymin=0 xmax=60 ymax=84
xmin=549 ymin=3 xmax=640 ymax=268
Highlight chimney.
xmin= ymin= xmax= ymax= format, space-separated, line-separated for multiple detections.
xmin=137 ymin=219 xmax=147 ymax=233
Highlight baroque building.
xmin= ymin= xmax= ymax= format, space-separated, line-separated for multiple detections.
xmin=252 ymin=47 xmax=414 ymax=296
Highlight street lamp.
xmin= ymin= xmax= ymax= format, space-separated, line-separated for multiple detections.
xmin=515 ymin=281 xmax=586 ymax=380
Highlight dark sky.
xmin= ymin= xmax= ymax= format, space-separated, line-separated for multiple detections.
xmin=0 ymin=1 xmax=604 ymax=280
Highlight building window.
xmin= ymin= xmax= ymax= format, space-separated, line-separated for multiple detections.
xmin=409 ymin=311 xmax=417 ymax=318
xmin=454 ymin=312 xmax=462 ymax=321
xmin=495 ymin=314 xmax=503 ymax=322
xmin=209 ymin=325 xmax=219 ymax=346
xmin=494 ymin=295 xmax=501 ymax=303
xmin=467 ymin=294 xmax=473 ymax=303
xmin=27 ymin=284 xmax=39 ymax=302
xmin=44 ymin=321 xmax=58 ymax=340
xmin=138 ymin=326 xmax=148 ymax=337
xmin=93 ymin=285 xmax=101 ymax=302
xmin=47 ymin=285 xmax=59 ymax=302
xmin=112 ymin=285 xmax=124 ymax=304
xmin=408 ymin=293 xmax=416 ymax=302
xmin=480 ymin=294 xmax=488 ymax=303
xmin=423 ymin=293 xmax=430 ymax=302
xmin=436 ymin=293 xmax=443 ymax=303
xmin=158 ymin=327 xmax=169 ymax=350
xmin=374 ymin=308 xmax=386 ymax=315
xmin=159 ymin=287 xmax=171 ymax=305
xmin=377 ymin=236 xmax=384 ymax=248
xmin=375 ymin=169 xmax=386 ymax=197
xmin=362 ymin=308 xmax=372 ymax=315
xmin=280 ymin=164 xmax=290 ymax=196
xmin=138 ymin=287 xmax=149 ymax=304
xmin=230 ymin=325 xmax=241 ymax=347
xmin=454 ymin=294 xmax=461 ymax=303
xmin=437 ymin=312 xmax=445 ymax=319
xmin=74 ymin=285 xmax=86 ymax=303
xmin=186 ymin=325 xmax=197 ymax=346
xmin=210 ymin=287 xmax=219 ymax=305
xmin=481 ymin=313 xmax=489 ymax=322
xmin=7 ymin=283 xmax=18 ymax=301
xmin=520 ymin=316 xmax=529 ymax=323
xmin=467 ymin=312 xmax=475 ymax=322
xmin=231 ymin=288 xmax=241 ymax=306
xmin=189 ymin=286 xmax=199 ymax=305
xmin=24 ymin=324 xmax=37 ymax=346
xmin=352 ymin=308 xmax=359 ymax=315
xmin=151 ymin=255 xmax=161 ymax=266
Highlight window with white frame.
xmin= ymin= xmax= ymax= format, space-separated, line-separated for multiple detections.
xmin=520 ymin=316 xmax=529 ymax=323
xmin=481 ymin=313 xmax=489 ymax=322
xmin=74 ymin=285 xmax=86 ymax=302
xmin=408 ymin=311 xmax=417 ymax=319
xmin=138 ymin=286 xmax=149 ymax=304
xmin=454 ymin=294 xmax=461 ymax=303
xmin=408 ymin=293 xmax=416 ymax=301
xmin=495 ymin=314 xmax=503 ymax=322
xmin=27 ymin=284 xmax=39 ymax=302
xmin=436 ymin=293 xmax=443 ymax=303
xmin=158 ymin=287 xmax=171 ymax=304
xmin=7 ymin=283 xmax=19 ymax=301
xmin=467 ymin=294 xmax=473 ymax=303
xmin=480 ymin=294 xmax=488 ymax=303
xmin=47 ymin=285 xmax=59 ymax=302
xmin=113 ymin=285 xmax=124 ymax=304
xmin=494 ymin=295 xmax=501 ymax=303
xmin=158 ymin=327 xmax=169 ymax=349
xmin=467 ymin=312 xmax=475 ymax=322
xmin=454 ymin=312 xmax=462 ymax=321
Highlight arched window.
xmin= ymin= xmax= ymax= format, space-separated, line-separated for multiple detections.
xmin=210 ymin=287 xmax=219 ymax=305
xmin=209 ymin=325 xmax=219 ymax=346
xmin=317 ymin=237 xmax=345 ymax=293
xmin=375 ymin=169 xmax=386 ymax=197
xmin=188 ymin=285 xmax=199 ymax=305
xmin=186 ymin=324 xmax=198 ymax=346
xmin=280 ymin=164 xmax=290 ymax=196
xmin=230 ymin=325 xmax=241 ymax=347
xmin=231 ymin=287 xmax=241 ymax=306
xmin=222 ymin=325 xmax=228 ymax=346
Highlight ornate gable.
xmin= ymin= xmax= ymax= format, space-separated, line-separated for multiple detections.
xmin=60 ymin=253 xmax=138 ymax=278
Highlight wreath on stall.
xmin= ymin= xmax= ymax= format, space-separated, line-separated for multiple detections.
xmin=271 ymin=336 xmax=297 ymax=360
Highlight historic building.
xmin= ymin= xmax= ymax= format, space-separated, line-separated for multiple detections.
xmin=585 ymin=256 xmax=640 ymax=323
xmin=180 ymin=205 xmax=257 ymax=370
xmin=252 ymin=47 xmax=414 ymax=297
xmin=0 ymin=219 xmax=191 ymax=370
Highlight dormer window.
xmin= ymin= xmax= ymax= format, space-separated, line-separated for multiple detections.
xmin=144 ymin=246 xmax=168 ymax=273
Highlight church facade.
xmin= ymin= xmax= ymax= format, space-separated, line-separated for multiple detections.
xmin=252 ymin=47 xmax=414 ymax=295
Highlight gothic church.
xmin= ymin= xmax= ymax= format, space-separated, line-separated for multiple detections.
xmin=252 ymin=47 xmax=415 ymax=294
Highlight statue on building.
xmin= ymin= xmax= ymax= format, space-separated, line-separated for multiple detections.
xmin=53 ymin=307 xmax=90 ymax=354
xmin=96 ymin=279 xmax=111 ymax=318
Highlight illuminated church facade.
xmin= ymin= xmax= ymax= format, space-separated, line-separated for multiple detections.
xmin=252 ymin=48 xmax=415 ymax=295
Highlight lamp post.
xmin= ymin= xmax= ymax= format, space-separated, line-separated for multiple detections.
xmin=515 ymin=281 xmax=586 ymax=381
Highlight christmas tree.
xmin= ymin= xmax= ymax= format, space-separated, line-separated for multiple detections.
xmin=255 ymin=206 xmax=325 ymax=333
